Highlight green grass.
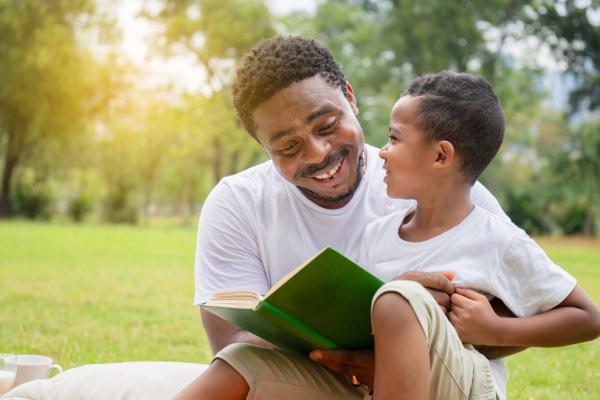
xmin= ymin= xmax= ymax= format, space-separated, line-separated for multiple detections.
xmin=1 ymin=221 xmax=599 ymax=398
xmin=0 ymin=220 xmax=211 ymax=368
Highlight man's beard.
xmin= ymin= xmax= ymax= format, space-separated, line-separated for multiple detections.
xmin=297 ymin=147 xmax=365 ymax=204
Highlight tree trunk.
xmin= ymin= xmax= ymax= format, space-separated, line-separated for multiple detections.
xmin=0 ymin=136 xmax=20 ymax=217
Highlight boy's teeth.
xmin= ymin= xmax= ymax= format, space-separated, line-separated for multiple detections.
xmin=314 ymin=159 xmax=342 ymax=179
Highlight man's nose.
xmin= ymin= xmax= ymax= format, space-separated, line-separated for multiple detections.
xmin=303 ymin=135 xmax=331 ymax=164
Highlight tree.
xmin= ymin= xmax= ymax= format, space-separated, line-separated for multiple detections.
xmin=0 ymin=0 xmax=122 ymax=216
xmin=146 ymin=0 xmax=274 ymax=187
xmin=524 ymin=0 xmax=600 ymax=112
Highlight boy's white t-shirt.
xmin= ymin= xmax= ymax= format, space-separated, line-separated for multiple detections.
xmin=194 ymin=144 xmax=508 ymax=305
xmin=359 ymin=205 xmax=576 ymax=400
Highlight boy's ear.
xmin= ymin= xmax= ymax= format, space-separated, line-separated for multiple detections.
xmin=433 ymin=140 xmax=455 ymax=169
xmin=345 ymin=81 xmax=359 ymax=115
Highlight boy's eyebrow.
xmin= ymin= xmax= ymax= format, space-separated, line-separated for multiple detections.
xmin=389 ymin=125 xmax=402 ymax=134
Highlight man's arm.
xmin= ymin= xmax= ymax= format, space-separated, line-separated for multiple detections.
xmin=200 ymin=309 xmax=273 ymax=355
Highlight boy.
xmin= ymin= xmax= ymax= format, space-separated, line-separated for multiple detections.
xmin=356 ymin=71 xmax=600 ymax=399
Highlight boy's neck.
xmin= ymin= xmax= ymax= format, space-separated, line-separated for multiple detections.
xmin=399 ymin=182 xmax=474 ymax=243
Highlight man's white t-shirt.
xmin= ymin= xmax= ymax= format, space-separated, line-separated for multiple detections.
xmin=359 ymin=205 xmax=576 ymax=400
xmin=194 ymin=144 xmax=507 ymax=305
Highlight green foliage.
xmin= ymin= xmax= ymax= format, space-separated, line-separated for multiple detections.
xmin=12 ymin=184 xmax=53 ymax=220
xmin=0 ymin=0 xmax=598 ymax=235
xmin=524 ymin=0 xmax=600 ymax=112
xmin=0 ymin=0 xmax=124 ymax=216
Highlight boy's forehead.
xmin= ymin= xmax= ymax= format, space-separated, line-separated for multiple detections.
xmin=391 ymin=95 xmax=420 ymax=121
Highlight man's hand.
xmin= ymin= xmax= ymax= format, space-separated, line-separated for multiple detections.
xmin=449 ymin=288 xmax=502 ymax=345
xmin=309 ymin=349 xmax=374 ymax=387
xmin=393 ymin=271 xmax=456 ymax=314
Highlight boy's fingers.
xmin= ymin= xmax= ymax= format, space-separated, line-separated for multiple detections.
xmin=396 ymin=271 xmax=455 ymax=295
xmin=450 ymin=293 xmax=472 ymax=307
xmin=455 ymin=287 xmax=486 ymax=301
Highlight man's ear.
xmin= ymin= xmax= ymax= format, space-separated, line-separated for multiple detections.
xmin=345 ymin=81 xmax=359 ymax=115
xmin=433 ymin=140 xmax=455 ymax=169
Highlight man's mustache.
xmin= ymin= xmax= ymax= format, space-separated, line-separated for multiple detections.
xmin=298 ymin=147 xmax=350 ymax=178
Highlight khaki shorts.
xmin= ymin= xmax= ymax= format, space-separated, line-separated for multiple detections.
xmin=215 ymin=280 xmax=497 ymax=400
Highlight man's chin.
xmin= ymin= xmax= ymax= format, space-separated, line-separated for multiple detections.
xmin=298 ymin=170 xmax=363 ymax=206
xmin=299 ymin=185 xmax=356 ymax=204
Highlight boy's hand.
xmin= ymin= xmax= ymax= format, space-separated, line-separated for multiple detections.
xmin=393 ymin=271 xmax=455 ymax=314
xmin=449 ymin=288 xmax=502 ymax=345
xmin=309 ymin=349 xmax=374 ymax=387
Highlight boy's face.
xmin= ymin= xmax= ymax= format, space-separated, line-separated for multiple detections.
xmin=252 ymin=75 xmax=365 ymax=209
xmin=379 ymin=95 xmax=440 ymax=199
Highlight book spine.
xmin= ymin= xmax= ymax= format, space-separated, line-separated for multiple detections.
xmin=258 ymin=301 xmax=340 ymax=349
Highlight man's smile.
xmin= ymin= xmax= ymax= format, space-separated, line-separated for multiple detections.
xmin=311 ymin=157 xmax=345 ymax=182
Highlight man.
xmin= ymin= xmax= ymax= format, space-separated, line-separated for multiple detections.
xmin=176 ymin=36 xmax=520 ymax=400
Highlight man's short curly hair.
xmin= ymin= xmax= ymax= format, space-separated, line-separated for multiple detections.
xmin=232 ymin=36 xmax=347 ymax=138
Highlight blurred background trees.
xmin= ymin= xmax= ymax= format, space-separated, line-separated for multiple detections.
xmin=0 ymin=0 xmax=598 ymax=236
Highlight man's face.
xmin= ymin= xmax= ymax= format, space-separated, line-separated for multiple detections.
xmin=252 ymin=75 xmax=365 ymax=209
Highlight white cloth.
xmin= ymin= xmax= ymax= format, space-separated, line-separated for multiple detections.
xmin=359 ymin=205 xmax=577 ymax=400
xmin=2 ymin=362 xmax=208 ymax=400
xmin=194 ymin=144 xmax=507 ymax=305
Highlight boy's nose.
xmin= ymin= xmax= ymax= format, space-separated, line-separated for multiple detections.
xmin=379 ymin=145 xmax=388 ymax=159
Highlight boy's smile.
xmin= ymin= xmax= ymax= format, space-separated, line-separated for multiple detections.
xmin=379 ymin=95 xmax=439 ymax=200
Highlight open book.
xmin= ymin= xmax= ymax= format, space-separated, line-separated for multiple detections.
xmin=201 ymin=247 xmax=384 ymax=354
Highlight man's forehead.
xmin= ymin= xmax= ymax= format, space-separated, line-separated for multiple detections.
xmin=252 ymin=77 xmax=346 ymax=142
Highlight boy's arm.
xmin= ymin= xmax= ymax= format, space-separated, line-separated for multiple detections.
xmin=474 ymin=297 xmax=527 ymax=358
xmin=450 ymin=285 xmax=600 ymax=347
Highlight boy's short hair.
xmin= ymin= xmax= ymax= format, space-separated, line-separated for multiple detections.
xmin=405 ymin=71 xmax=504 ymax=184
xmin=232 ymin=36 xmax=347 ymax=138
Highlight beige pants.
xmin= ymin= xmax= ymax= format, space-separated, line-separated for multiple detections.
xmin=215 ymin=280 xmax=497 ymax=400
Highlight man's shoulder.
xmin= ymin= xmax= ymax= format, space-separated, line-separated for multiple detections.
xmin=210 ymin=160 xmax=281 ymax=197
xmin=221 ymin=159 xmax=278 ymax=185
xmin=472 ymin=205 xmax=525 ymax=244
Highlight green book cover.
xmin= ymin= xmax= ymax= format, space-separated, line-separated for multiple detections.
xmin=201 ymin=247 xmax=384 ymax=354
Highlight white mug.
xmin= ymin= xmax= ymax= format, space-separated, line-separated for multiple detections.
xmin=6 ymin=355 xmax=63 ymax=388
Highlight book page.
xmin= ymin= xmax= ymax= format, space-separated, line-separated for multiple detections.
xmin=205 ymin=291 xmax=262 ymax=308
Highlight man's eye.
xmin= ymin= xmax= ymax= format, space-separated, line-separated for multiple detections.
xmin=318 ymin=118 xmax=338 ymax=133
xmin=279 ymin=142 xmax=300 ymax=155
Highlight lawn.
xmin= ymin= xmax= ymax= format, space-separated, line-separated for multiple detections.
xmin=1 ymin=221 xmax=599 ymax=398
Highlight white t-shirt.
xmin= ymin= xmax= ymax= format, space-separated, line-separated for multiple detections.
xmin=359 ymin=205 xmax=576 ymax=400
xmin=194 ymin=144 xmax=507 ymax=304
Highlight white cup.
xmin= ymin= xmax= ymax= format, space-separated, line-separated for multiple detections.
xmin=6 ymin=355 xmax=63 ymax=388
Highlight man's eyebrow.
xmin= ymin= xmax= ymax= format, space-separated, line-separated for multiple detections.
xmin=306 ymin=105 xmax=336 ymax=124
xmin=268 ymin=105 xmax=337 ymax=146
xmin=269 ymin=128 xmax=294 ymax=146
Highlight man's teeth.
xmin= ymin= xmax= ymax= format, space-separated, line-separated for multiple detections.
xmin=314 ymin=159 xmax=343 ymax=180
